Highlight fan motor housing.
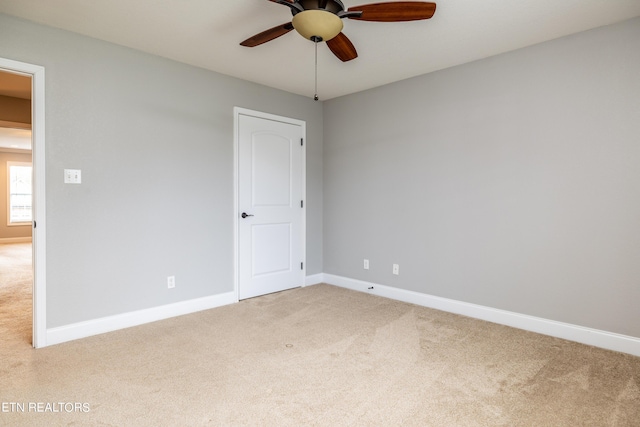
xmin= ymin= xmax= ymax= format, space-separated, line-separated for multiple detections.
xmin=295 ymin=0 xmax=346 ymax=15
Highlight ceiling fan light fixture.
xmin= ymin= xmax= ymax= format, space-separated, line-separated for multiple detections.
xmin=292 ymin=10 xmax=344 ymax=42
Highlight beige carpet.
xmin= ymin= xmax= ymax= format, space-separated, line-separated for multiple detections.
xmin=1 ymin=245 xmax=639 ymax=426
xmin=0 ymin=242 xmax=32 ymax=346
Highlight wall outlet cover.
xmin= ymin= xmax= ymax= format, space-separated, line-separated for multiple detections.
xmin=64 ymin=169 xmax=82 ymax=184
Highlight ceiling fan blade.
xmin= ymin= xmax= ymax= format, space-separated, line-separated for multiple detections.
xmin=240 ymin=22 xmax=294 ymax=47
xmin=347 ymin=2 xmax=436 ymax=22
xmin=326 ymin=33 xmax=358 ymax=62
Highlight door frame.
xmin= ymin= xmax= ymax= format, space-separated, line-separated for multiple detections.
xmin=233 ymin=107 xmax=306 ymax=301
xmin=0 ymin=57 xmax=46 ymax=348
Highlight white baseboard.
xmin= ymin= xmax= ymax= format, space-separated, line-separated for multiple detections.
xmin=305 ymin=273 xmax=324 ymax=286
xmin=0 ymin=237 xmax=32 ymax=244
xmin=46 ymin=292 xmax=237 ymax=346
xmin=46 ymin=276 xmax=321 ymax=346
xmin=43 ymin=274 xmax=640 ymax=357
xmin=323 ymin=274 xmax=640 ymax=357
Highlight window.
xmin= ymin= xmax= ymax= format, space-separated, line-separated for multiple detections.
xmin=7 ymin=162 xmax=32 ymax=225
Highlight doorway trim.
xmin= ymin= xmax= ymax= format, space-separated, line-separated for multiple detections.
xmin=233 ymin=107 xmax=306 ymax=302
xmin=0 ymin=57 xmax=46 ymax=348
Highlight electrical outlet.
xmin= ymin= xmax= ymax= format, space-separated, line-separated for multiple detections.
xmin=167 ymin=275 xmax=175 ymax=289
xmin=392 ymin=264 xmax=399 ymax=275
xmin=364 ymin=259 xmax=369 ymax=270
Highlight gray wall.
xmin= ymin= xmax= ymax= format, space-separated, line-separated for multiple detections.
xmin=0 ymin=13 xmax=323 ymax=328
xmin=323 ymin=18 xmax=640 ymax=337
xmin=2 ymin=11 xmax=637 ymax=339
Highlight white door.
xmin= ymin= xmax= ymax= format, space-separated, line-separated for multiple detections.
xmin=237 ymin=110 xmax=305 ymax=300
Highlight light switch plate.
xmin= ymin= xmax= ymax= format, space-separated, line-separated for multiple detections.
xmin=64 ymin=169 xmax=81 ymax=184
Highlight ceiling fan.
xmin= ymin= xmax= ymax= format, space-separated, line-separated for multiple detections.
xmin=240 ymin=0 xmax=437 ymax=62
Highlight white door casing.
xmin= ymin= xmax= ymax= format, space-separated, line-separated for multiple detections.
xmin=234 ymin=108 xmax=305 ymax=300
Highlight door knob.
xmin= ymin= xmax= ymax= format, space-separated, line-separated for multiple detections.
xmin=241 ymin=212 xmax=254 ymax=218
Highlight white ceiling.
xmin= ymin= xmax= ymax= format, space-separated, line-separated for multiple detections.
xmin=0 ymin=127 xmax=31 ymax=150
xmin=0 ymin=0 xmax=639 ymax=100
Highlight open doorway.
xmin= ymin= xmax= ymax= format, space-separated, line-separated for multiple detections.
xmin=0 ymin=58 xmax=46 ymax=348
xmin=0 ymin=70 xmax=33 ymax=346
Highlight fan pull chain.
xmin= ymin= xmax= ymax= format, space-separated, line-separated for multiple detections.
xmin=314 ymin=39 xmax=319 ymax=101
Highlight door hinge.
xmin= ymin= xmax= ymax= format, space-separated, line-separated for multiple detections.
xmin=301 ymin=200 xmax=304 ymax=208
xmin=301 ymin=262 xmax=304 ymax=270
xmin=300 ymin=138 xmax=304 ymax=146
xmin=33 ymin=221 xmax=36 ymax=228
